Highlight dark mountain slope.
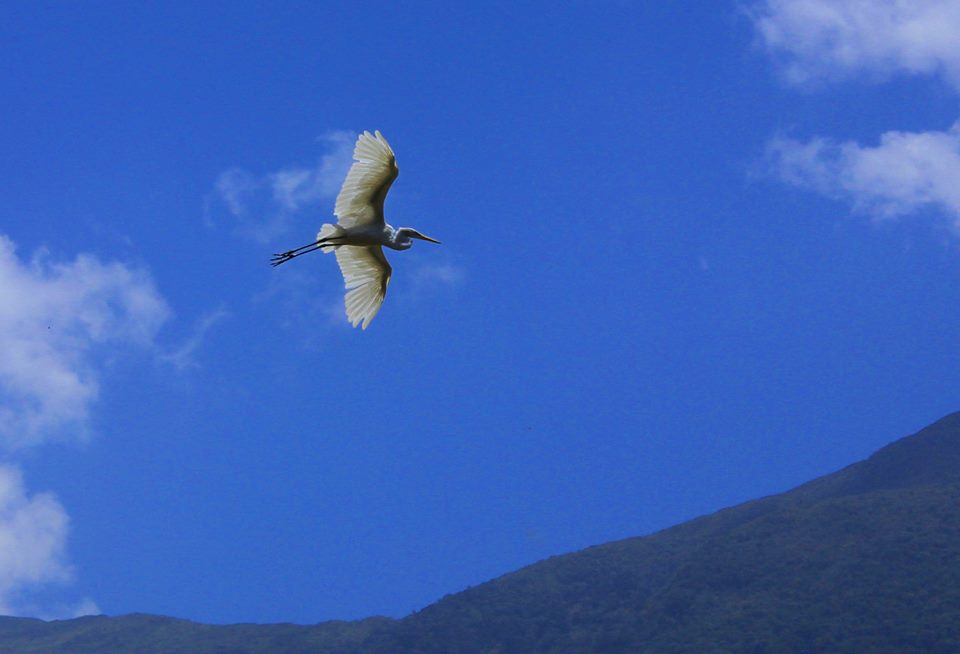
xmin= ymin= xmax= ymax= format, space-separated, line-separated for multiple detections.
xmin=364 ymin=411 xmax=960 ymax=653
xmin=789 ymin=410 xmax=960 ymax=501
xmin=2 ymin=411 xmax=959 ymax=653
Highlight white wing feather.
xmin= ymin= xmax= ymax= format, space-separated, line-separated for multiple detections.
xmin=335 ymin=246 xmax=392 ymax=329
xmin=334 ymin=130 xmax=399 ymax=227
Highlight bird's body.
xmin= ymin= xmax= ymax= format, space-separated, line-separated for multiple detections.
xmin=322 ymin=224 xmax=416 ymax=250
xmin=271 ymin=130 xmax=440 ymax=329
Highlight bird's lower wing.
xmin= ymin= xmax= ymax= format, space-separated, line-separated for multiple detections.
xmin=335 ymin=246 xmax=392 ymax=329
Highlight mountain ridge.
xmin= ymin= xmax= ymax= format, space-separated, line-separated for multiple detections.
xmin=2 ymin=411 xmax=959 ymax=653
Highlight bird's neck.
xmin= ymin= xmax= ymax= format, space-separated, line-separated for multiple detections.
xmin=386 ymin=226 xmax=412 ymax=251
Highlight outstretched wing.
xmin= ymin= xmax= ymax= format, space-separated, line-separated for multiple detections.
xmin=334 ymin=130 xmax=399 ymax=227
xmin=335 ymin=245 xmax=392 ymax=329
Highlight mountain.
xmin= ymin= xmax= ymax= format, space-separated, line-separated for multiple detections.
xmin=0 ymin=614 xmax=394 ymax=654
xmin=365 ymin=410 xmax=960 ymax=654
xmin=4 ymin=412 xmax=960 ymax=653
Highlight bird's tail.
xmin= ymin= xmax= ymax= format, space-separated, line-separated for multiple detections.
xmin=317 ymin=224 xmax=345 ymax=253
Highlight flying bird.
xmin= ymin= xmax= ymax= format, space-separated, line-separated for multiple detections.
xmin=270 ymin=130 xmax=440 ymax=329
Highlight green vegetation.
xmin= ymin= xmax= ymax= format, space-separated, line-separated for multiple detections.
xmin=0 ymin=614 xmax=394 ymax=654
xmin=5 ymin=412 xmax=960 ymax=653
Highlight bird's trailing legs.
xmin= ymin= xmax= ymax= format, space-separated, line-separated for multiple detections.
xmin=270 ymin=237 xmax=343 ymax=267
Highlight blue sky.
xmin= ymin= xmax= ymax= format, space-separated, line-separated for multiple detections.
xmin=1 ymin=0 xmax=959 ymax=624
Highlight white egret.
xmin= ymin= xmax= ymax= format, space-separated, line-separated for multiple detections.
xmin=271 ymin=130 xmax=440 ymax=329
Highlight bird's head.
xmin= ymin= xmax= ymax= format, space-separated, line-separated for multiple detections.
xmin=397 ymin=228 xmax=442 ymax=246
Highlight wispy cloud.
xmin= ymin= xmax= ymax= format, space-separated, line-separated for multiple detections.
xmin=394 ymin=260 xmax=465 ymax=318
xmin=159 ymin=307 xmax=230 ymax=371
xmin=751 ymin=0 xmax=960 ymax=88
xmin=0 ymin=236 xmax=171 ymax=449
xmin=256 ymin=257 xmax=464 ymax=339
xmin=252 ymin=264 xmax=347 ymax=344
xmin=407 ymin=262 xmax=465 ymax=295
xmin=209 ymin=131 xmax=354 ymax=243
xmin=25 ymin=597 xmax=101 ymax=621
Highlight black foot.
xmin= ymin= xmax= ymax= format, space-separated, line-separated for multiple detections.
xmin=270 ymin=252 xmax=295 ymax=267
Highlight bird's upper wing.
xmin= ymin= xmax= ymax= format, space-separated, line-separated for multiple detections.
xmin=334 ymin=130 xmax=399 ymax=227
xmin=335 ymin=245 xmax=392 ymax=329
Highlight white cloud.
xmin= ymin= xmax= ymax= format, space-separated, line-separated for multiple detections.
xmin=214 ymin=168 xmax=259 ymax=218
xmin=409 ymin=263 xmax=465 ymax=293
xmin=65 ymin=597 xmax=100 ymax=618
xmin=752 ymin=1 xmax=960 ymax=233
xmin=767 ymin=122 xmax=960 ymax=228
xmin=252 ymin=265 xmax=350 ymax=344
xmin=394 ymin=261 xmax=465 ymax=316
xmin=0 ymin=236 xmax=170 ymax=449
xmin=159 ymin=307 xmax=230 ymax=371
xmin=211 ymin=131 xmax=355 ymax=243
xmin=255 ymin=259 xmax=464 ymax=339
xmin=0 ymin=465 xmax=77 ymax=615
xmin=0 ymin=235 xmax=169 ymax=616
xmin=751 ymin=0 xmax=960 ymax=87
